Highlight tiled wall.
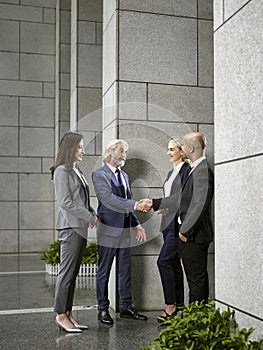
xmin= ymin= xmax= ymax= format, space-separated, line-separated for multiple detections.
xmin=214 ymin=0 xmax=263 ymax=338
xmin=0 ymin=0 xmax=57 ymax=254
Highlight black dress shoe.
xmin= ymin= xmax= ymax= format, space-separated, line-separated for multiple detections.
xmin=98 ymin=310 xmax=114 ymax=325
xmin=120 ymin=307 xmax=147 ymax=320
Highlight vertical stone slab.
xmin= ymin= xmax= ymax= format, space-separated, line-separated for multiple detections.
xmin=214 ymin=0 xmax=263 ymax=335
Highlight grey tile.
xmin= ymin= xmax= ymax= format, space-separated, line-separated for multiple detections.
xmin=0 ymin=80 xmax=42 ymax=97
xmin=119 ymin=12 xmax=197 ymax=85
xmin=198 ymin=0 xmax=213 ymax=19
xmin=0 ymin=202 xmax=18 ymax=229
xmin=0 ymin=157 xmax=41 ymax=173
xmin=19 ymin=173 xmax=54 ymax=201
xmin=198 ymin=19 xmax=214 ymax=87
xmin=214 ymin=0 xmax=263 ymax=163
xmin=20 ymin=54 xmax=55 ymax=82
xmin=78 ymin=44 xmax=102 ymax=88
xmin=78 ymin=0 xmax=102 ymax=21
xmin=0 ymin=230 xmax=18 ymax=253
xmin=0 ymin=96 xmax=18 ymax=126
xmin=20 ymin=97 xmax=54 ymax=127
xmin=19 ymin=127 xmax=54 ymax=157
xmin=0 ymin=3 xmax=42 ymax=21
xmin=0 ymin=126 xmax=18 ymax=156
xmin=19 ymin=202 xmax=54 ymax=230
xmin=0 ymin=173 xmax=18 ymax=200
xmin=21 ymin=22 xmax=55 ymax=54
xmin=0 ymin=19 xmax=19 ymax=52
xmin=148 ymin=84 xmax=213 ymax=123
xmin=0 ymin=52 xmax=19 ymax=80
xmin=215 ymin=157 xmax=263 ymax=319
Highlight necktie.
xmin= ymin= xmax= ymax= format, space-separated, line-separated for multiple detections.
xmin=115 ymin=169 xmax=125 ymax=198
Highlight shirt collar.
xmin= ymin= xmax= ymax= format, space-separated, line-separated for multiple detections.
xmin=174 ymin=161 xmax=185 ymax=172
xmin=106 ymin=162 xmax=120 ymax=174
xmin=191 ymin=156 xmax=206 ymax=169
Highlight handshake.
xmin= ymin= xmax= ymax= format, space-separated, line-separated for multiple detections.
xmin=136 ymin=199 xmax=153 ymax=213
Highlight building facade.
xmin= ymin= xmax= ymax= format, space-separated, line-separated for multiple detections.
xmin=0 ymin=0 xmax=261 ymax=338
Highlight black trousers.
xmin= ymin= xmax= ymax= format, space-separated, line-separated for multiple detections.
xmin=157 ymin=229 xmax=184 ymax=306
xmin=180 ymin=241 xmax=209 ymax=304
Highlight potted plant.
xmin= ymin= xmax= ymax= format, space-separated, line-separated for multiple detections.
xmin=41 ymin=240 xmax=98 ymax=277
xmin=141 ymin=300 xmax=263 ymax=350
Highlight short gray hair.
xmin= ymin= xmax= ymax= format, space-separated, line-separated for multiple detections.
xmin=103 ymin=139 xmax=128 ymax=162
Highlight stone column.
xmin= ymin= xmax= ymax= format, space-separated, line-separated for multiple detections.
xmin=214 ymin=0 xmax=263 ymax=338
xmin=103 ymin=0 xmax=214 ymax=310
xmin=55 ymin=0 xmax=71 ymax=148
xmin=70 ymin=0 xmax=103 ymax=240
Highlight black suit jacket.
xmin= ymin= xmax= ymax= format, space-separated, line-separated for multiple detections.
xmin=179 ymin=159 xmax=214 ymax=244
xmin=152 ymin=162 xmax=191 ymax=232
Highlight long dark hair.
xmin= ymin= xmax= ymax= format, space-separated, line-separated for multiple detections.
xmin=50 ymin=132 xmax=83 ymax=179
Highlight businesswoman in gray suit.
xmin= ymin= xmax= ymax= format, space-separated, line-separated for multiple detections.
xmin=50 ymin=132 xmax=97 ymax=333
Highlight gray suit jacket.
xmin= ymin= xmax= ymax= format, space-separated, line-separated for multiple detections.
xmin=54 ymin=165 xmax=95 ymax=237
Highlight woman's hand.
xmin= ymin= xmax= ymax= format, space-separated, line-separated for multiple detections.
xmin=89 ymin=215 xmax=98 ymax=228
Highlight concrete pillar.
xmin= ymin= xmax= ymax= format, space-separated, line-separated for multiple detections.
xmin=214 ymin=0 xmax=263 ymax=339
xmin=103 ymin=0 xmax=214 ymax=310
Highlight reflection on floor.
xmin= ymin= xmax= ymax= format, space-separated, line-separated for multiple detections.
xmin=0 ymin=255 xmax=160 ymax=350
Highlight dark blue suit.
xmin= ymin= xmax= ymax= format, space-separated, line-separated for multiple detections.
xmin=152 ymin=162 xmax=191 ymax=306
xmin=92 ymin=164 xmax=140 ymax=311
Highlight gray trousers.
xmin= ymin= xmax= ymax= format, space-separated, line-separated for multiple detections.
xmin=54 ymin=228 xmax=87 ymax=313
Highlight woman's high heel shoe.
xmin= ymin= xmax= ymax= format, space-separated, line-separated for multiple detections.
xmin=157 ymin=309 xmax=177 ymax=323
xmin=55 ymin=319 xmax=82 ymax=333
xmin=73 ymin=323 xmax=88 ymax=330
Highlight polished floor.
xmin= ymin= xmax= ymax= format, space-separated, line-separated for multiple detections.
xmin=0 ymin=254 xmax=160 ymax=350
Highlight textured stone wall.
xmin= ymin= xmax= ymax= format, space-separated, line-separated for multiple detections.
xmin=0 ymin=0 xmax=57 ymax=254
xmin=214 ymin=0 xmax=263 ymax=338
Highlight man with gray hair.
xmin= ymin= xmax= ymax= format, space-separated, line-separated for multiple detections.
xmin=92 ymin=139 xmax=147 ymax=325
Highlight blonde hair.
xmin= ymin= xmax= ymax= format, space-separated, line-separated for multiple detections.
xmin=169 ymin=137 xmax=190 ymax=163
xmin=103 ymin=139 xmax=128 ymax=162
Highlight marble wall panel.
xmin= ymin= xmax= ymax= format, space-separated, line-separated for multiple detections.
xmin=214 ymin=0 xmax=263 ymax=163
xmin=0 ymin=96 xmax=18 ymax=126
xmin=19 ymin=174 xmax=54 ymax=201
xmin=19 ymin=202 xmax=54 ymax=230
xmin=0 ymin=174 xmax=18 ymax=201
xmin=215 ymin=157 xmax=263 ymax=318
xmin=20 ymin=97 xmax=54 ymax=127
xmin=148 ymin=84 xmax=213 ymax=123
xmin=0 ymin=19 xmax=19 ymax=52
xmin=119 ymin=11 xmax=197 ymax=85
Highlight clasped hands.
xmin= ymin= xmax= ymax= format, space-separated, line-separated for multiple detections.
xmin=136 ymin=199 xmax=153 ymax=213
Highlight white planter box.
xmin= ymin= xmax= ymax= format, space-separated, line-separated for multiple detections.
xmin=45 ymin=263 xmax=98 ymax=277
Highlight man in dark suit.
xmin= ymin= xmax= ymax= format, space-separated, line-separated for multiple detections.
xmin=92 ymin=139 xmax=147 ymax=325
xmin=178 ymin=132 xmax=214 ymax=303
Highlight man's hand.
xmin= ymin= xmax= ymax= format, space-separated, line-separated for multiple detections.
xmin=179 ymin=232 xmax=187 ymax=242
xmin=136 ymin=199 xmax=152 ymax=212
xmin=135 ymin=225 xmax=147 ymax=242
xmin=89 ymin=215 xmax=98 ymax=229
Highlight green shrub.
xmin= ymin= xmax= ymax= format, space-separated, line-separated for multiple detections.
xmin=141 ymin=300 xmax=263 ymax=350
xmin=40 ymin=240 xmax=98 ymax=265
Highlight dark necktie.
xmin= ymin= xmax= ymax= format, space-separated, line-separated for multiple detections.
xmin=115 ymin=169 xmax=125 ymax=198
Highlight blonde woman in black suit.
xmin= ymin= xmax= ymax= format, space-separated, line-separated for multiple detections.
xmin=151 ymin=138 xmax=191 ymax=321
xmin=50 ymin=132 xmax=97 ymax=333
